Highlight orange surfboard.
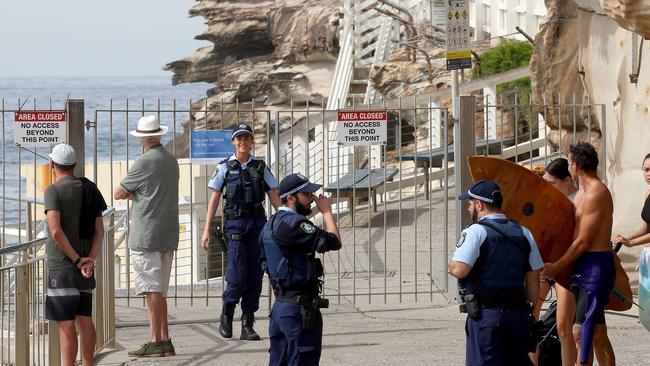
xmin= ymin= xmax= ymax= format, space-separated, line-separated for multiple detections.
xmin=467 ymin=156 xmax=632 ymax=311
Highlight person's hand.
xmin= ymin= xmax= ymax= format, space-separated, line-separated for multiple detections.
xmin=541 ymin=262 xmax=559 ymax=280
xmin=80 ymin=260 xmax=95 ymax=279
xmin=613 ymin=235 xmax=632 ymax=247
xmin=76 ymin=257 xmax=93 ymax=270
xmin=200 ymin=231 xmax=210 ymax=251
xmin=314 ymin=194 xmax=332 ymax=214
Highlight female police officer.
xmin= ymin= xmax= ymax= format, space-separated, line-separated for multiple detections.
xmin=260 ymin=173 xmax=342 ymax=366
xmin=449 ymin=180 xmax=544 ymax=365
xmin=201 ymin=123 xmax=281 ymax=340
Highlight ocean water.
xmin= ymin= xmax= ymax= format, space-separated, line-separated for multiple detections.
xmin=0 ymin=75 xmax=211 ymax=232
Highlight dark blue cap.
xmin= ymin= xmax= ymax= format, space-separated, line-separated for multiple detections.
xmin=232 ymin=123 xmax=253 ymax=139
xmin=457 ymin=180 xmax=503 ymax=206
xmin=279 ymin=173 xmax=322 ymax=199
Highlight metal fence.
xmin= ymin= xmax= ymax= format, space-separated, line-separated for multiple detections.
xmin=0 ymin=94 xmax=607 ymax=317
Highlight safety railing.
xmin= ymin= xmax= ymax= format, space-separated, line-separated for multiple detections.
xmin=0 ymin=207 xmax=122 ymax=366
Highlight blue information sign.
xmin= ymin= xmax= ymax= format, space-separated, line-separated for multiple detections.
xmin=190 ymin=130 xmax=232 ymax=163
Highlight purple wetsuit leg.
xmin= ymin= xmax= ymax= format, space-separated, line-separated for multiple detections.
xmin=571 ymin=251 xmax=615 ymax=365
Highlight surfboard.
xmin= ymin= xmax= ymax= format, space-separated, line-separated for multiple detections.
xmin=639 ymin=249 xmax=650 ymax=331
xmin=467 ymin=156 xmax=632 ymax=311
xmin=467 ymin=156 xmax=575 ymax=288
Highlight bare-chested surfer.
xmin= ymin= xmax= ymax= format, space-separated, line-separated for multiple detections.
xmin=542 ymin=142 xmax=616 ymax=366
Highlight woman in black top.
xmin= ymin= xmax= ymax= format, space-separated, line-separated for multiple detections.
xmin=613 ymin=153 xmax=650 ymax=247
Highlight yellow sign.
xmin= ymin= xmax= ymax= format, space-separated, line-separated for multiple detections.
xmin=446 ymin=50 xmax=472 ymax=60
xmin=447 ymin=12 xmax=453 ymax=20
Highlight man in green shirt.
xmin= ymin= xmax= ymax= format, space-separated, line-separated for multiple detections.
xmin=44 ymin=144 xmax=106 ymax=366
xmin=114 ymin=115 xmax=179 ymax=358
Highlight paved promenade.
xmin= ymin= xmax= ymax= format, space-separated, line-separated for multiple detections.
xmin=95 ymin=295 xmax=649 ymax=366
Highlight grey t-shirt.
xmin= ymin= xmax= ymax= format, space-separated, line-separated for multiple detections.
xmin=120 ymin=144 xmax=179 ymax=252
xmin=44 ymin=176 xmax=91 ymax=269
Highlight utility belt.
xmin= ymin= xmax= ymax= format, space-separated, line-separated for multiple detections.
xmin=224 ymin=203 xmax=266 ymax=220
xmin=276 ymin=295 xmax=329 ymax=330
xmin=459 ymin=288 xmax=528 ymax=318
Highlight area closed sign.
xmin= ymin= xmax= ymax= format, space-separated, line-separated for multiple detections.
xmin=337 ymin=110 xmax=387 ymax=146
xmin=14 ymin=111 xmax=67 ymax=146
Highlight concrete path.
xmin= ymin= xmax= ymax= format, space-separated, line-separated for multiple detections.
xmin=95 ymin=296 xmax=650 ymax=366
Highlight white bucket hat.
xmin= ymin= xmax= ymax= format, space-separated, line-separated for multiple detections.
xmin=129 ymin=115 xmax=168 ymax=137
xmin=49 ymin=143 xmax=77 ymax=165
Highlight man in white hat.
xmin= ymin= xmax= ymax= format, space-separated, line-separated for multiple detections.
xmin=113 ymin=115 xmax=180 ymax=357
xmin=44 ymin=143 xmax=107 ymax=366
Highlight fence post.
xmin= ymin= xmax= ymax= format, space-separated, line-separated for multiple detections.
xmin=66 ymin=100 xmax=85 ymax=177
xmin=454 ymin=95 xmax=476 ymax=241
xmin=15 ymin=253 xmax=29 ymax=366
xmin=107 ymin=213 xmax=116 ymax=348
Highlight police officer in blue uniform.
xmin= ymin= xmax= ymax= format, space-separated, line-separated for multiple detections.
xmin=260 ymin=173 xmax=342 ymax=366
xmin=201 ymin=123 xmax=281 ymax=340
xmin=449 ymin=180 xmax=544 ymax=366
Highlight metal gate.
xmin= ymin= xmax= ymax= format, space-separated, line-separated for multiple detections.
xmin=0 ymin=93 xmax=607 ymax=308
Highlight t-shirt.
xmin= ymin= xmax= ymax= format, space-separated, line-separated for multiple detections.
xmin=44 ymin=176 xmax=103 ymax=269
xmin=120 ymin=145 xmax=179 ymax=252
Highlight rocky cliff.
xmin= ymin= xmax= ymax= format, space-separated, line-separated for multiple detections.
xmin=165 ymin=0 xmax=341 ymax=156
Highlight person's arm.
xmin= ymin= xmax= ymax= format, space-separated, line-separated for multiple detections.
xmin=113 ymin=185 xmax=131 ymax=200
xmin=525 ymin=270 xmax=541 ymax=303
xmin=544 ymin=191 xmax=602 ymax=278
xmin=613 ymin=221 xmax=650 ymax=247
xmin=314 ymin=194 xmax=340 ymax=242
xmin=449 ymin=261 xmax=472 ymax=279
xmin=81 ymin=216 xmax=104 ymax=278
xmin=201 ymin=190 xmax=222 ymax=250
xmin=267 ymin=189 xmax=281 ymax=210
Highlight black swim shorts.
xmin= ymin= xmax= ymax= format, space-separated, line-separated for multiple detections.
xmin=45 ymin=266 xmax=95 ymax=321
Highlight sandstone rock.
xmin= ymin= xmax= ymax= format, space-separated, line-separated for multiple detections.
xmin=598 ymin=0 xmax=650 ymax=38
xmin=165 ymin=0 xmax=340 ymax=102
xmin=530 ymin=0 xmax=601 ymax=151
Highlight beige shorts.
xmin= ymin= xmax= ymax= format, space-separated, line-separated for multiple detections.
xmin=132 ymin=250 xmax=174 ymax=297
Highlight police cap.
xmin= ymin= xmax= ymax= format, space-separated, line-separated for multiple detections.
xmin=457 ymin=180 xmax=503 ymax=206
xmin=279 ymin=173 xmax=322 ymax=199
xmin=232 ymin=123 xmax=254 ymax=139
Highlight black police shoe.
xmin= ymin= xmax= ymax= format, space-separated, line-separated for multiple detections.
xmin=240 ymin=313 xmax=261 ymax=341
xmin=219 ymin=302 xmax=236 ymax=338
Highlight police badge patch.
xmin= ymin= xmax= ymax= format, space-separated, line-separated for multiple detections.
xmin=210 ymin=167 xmax=219 ymax=180
xmin=300 ymin=222 xmax=316 ymax=234
xmin=456 ymin=232 xmax=467 ymax=248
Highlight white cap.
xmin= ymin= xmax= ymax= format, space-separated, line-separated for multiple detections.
xmin=49 ymin=144 xmax=76 ymax=165
xmin=129 ymin=115 xmax=168 ymax=137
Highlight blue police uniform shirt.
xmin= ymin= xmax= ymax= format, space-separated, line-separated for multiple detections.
xmin=452 ymin=213 xmax=544 ymax=271
xmin=272 ymin=207 xmax=341 ymax=253
xmin=207 ymin=154 xmax=278 ymax=192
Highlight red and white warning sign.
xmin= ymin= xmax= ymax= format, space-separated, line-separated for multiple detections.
xmin=14 ymin=111 xmax=67 ymax=146
xmin=337 ymin=110 xmax=387 ymax=146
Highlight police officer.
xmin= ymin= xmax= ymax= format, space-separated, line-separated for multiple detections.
xmin=260 ymin=173 xmax=342 ymax=366
xmin=201 ymin=123 xmax=281 ymax=340
xmin=449 ymin=180 xmax=543 ymax=366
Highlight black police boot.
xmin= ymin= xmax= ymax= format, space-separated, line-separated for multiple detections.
xmin=240 ymin=313 xmax=261 ymax=341
xmin=219 ymin=302 xmax=236 ymax=338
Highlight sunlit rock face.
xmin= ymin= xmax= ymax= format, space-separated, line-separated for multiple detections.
xmin=165 ymin=0 xmax=340 ymax=104
xmin=530 ymin=0 xmax=601 ymax=153
xmin=163 ymin=0 xmax=341 ymax=156
xmin=599 ymin=0 xmax=650 ymax=38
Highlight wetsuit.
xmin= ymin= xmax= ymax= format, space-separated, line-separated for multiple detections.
xmin=571 ymin=251 xmax=615 ymax=364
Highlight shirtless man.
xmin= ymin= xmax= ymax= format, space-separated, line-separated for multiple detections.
xmin=542 ymin=142 xmax=616 ymax=366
